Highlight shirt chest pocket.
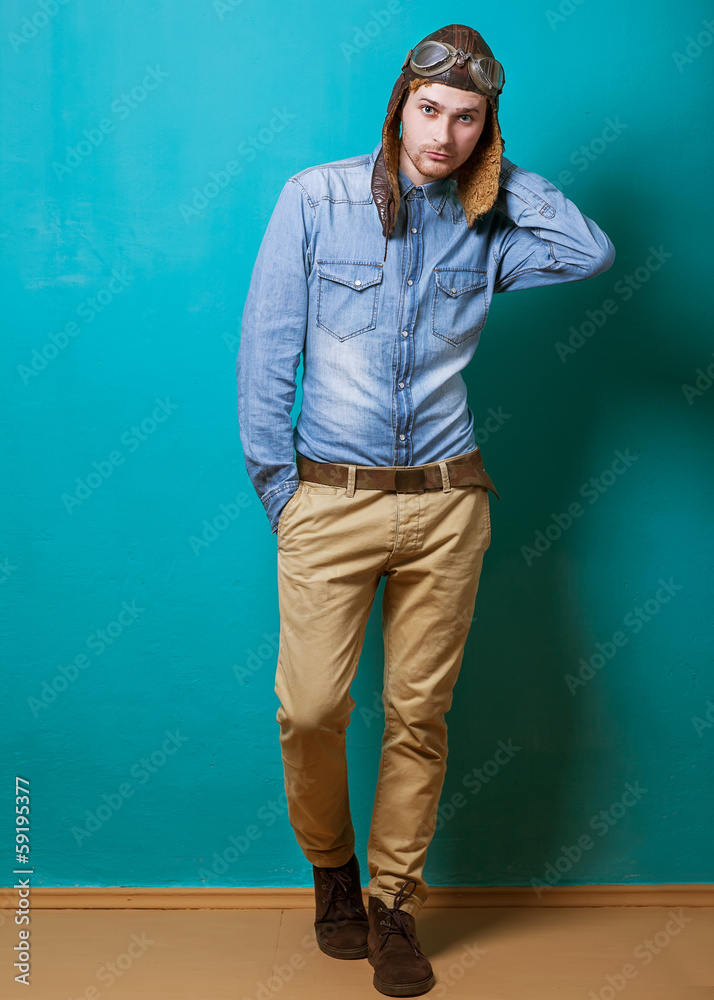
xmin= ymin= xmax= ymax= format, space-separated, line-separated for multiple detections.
xmin=431 ymin=267 xmax=489 ymax=346
xmin=316 ymin=260 xmax=383 ymax=341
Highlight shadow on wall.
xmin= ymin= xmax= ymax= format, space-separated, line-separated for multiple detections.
xmin=346 ymin=173 xmax=707 ymax=913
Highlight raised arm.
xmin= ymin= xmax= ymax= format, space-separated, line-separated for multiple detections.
xmin=492 ymin=156 xmax=615 ymax=293
xmin=236 ymin=178 xmax=313 ymax=533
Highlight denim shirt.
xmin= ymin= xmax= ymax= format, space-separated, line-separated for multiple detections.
xmin=237 ymin=139 xmax=615 ymax=533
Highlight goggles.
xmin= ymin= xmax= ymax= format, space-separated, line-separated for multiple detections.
xmin=409 ymin=40 xmax=505 ymax=99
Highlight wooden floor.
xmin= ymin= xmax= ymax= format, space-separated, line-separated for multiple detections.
xmin=4 ymin=905 xmax=712 ymax=998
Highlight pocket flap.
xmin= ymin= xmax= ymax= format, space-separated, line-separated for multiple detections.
xmin=434 ymin=268 xmax=487 ymax=297
xmin=316 ymin=260 xmax=383 ymax=290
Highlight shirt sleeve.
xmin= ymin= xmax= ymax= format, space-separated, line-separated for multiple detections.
xmin=492 ymin=156 xmax=616 ymax=293
xmin=236 ymin=177 xmax=314 ymax=534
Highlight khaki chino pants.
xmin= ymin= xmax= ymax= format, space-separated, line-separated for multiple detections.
xmin=274 ymin=448 xmax=492 ymax=917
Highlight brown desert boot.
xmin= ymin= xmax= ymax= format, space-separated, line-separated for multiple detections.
xmin=367 ymin=879 xmax=435 ymax=996
xmin=312 ymin=853 xmax=369 ymax=959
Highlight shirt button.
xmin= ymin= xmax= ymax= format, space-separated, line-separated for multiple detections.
xmin=411 ymin=227 xmax=418 ymax=234
xmin=401 ymin=330 xmax=408 ymax=338
xmin=451 ymin=286 xmax=457 ymax=293
xmin=398 ymin=381 xmax=405 ymax=389
xmin=407 ymin=279 xmax=413 ymax=286
xmin=399 ymin=434 xmax=406 ymax=441
xmin=354 ymin=279 xmax=361 ymax=286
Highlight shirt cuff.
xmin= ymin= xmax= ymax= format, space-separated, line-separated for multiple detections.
xmin=263 ymin=480 xmax=300 ymax=534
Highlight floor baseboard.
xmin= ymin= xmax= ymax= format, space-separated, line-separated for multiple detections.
xmin=20 ymin=884 xmax=714 ymax=909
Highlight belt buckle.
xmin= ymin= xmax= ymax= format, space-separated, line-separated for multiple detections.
xmin=394 ymin=467 xmax=426 ymax=493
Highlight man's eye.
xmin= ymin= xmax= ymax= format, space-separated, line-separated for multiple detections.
xmin=421 ymin=105 xmax=435 ymax=114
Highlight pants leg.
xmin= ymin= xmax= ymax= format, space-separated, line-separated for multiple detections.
xmin=367 ymin=483 xmax=491 ymax=917
xmin=275 ymin=478 xmax=385 ymax=867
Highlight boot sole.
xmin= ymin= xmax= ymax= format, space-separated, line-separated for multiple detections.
xmin=316 ymin=934 xmax=369 ymax=961
xmin=368 ymin=949 xmax=436 ymax=996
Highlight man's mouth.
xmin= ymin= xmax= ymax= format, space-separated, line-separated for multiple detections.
xmin=424 ymin=150 xmax=450 ymax=160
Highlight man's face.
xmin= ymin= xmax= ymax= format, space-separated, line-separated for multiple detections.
xmin=398 ymin=81 xmax=488 ymax=185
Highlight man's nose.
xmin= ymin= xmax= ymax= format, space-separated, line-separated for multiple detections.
xmin=432 ymin=119 xmax=453 ymax=147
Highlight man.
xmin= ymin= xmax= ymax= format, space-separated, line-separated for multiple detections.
xmin=237 ymin=23 xmax=615 ymax=997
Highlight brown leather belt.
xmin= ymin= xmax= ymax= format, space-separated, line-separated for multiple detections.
xmin=295 ymin=447 xmax=500 ymax=500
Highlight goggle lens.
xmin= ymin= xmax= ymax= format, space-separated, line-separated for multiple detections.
xmin=411 ymin=40 xmax=452 ymax=71
xmin=473 ymin=57 xmax=504 ymax=92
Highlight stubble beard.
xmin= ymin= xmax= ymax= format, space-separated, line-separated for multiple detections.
xmin=401 ymin=134 xmax=457 ymax=181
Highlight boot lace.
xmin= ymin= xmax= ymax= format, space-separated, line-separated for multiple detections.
xmin=319 ymin=866 xmax=365 ymax=919
xmin=377 ymin=879 xmax=421 ymax=956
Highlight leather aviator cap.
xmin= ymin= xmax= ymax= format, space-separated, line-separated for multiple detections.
xmin=371 ymin=24 xmax=506 ymax=261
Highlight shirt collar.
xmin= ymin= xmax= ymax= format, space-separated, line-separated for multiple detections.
xmin=398 ymin=167 xmax=453 ymax=216
xmin=371 ymin=140 xmax=454 ymax=217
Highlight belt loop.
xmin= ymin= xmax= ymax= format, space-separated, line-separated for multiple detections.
xmin=439 ymin=461 xmax=451 ymax=493
xmin=346 ymin=464 xmax=356 ymax=498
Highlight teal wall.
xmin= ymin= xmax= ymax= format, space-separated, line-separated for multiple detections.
xmin=2 ymin=0 xmax=713 ymax=893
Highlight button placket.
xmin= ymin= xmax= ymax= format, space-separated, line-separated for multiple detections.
xmin=394 ymin=193 xmax=422 ymax=463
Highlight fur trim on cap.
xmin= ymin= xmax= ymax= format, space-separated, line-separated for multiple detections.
xmin=452 ymin=99 xmax=505 ymax=226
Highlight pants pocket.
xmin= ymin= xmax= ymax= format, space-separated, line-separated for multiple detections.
xmin=277 ymin=482 xmax=304 ymax=539
xmin=302 ymin=480 xmax=341 ymax=496
xmin=478 ymin=486 xmax=492 ymax=549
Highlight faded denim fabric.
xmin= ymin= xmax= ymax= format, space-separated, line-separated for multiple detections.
xmin=237 ymin=140 xmax=615 ymax=533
